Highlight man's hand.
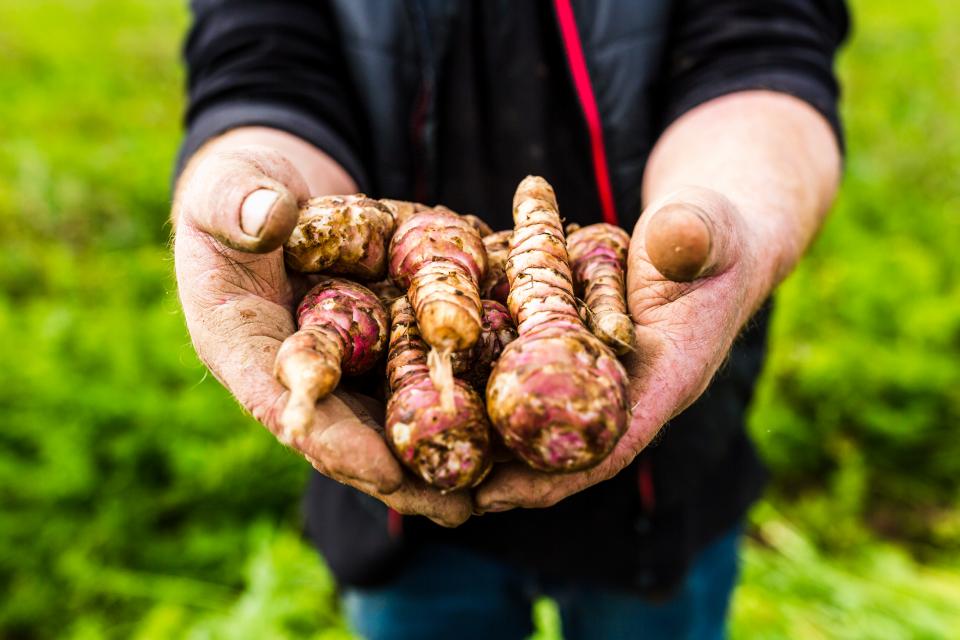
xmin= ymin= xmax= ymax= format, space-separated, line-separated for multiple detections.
xmin=475 ymin=91 xmax=840 ymax=513
xmin=474 ymin=187 xmax=758 ymax=512
xmin=173 ymin=130 xmax=471 ymax=527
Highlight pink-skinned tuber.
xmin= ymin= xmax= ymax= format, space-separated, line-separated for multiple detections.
xmin=388 ymin=207 xmax=487 ymax=410
xmin=485 ymin=176 xmax=630 ymax=472
xmin=479 ymin=230 xmax=512 ymax=305
xmin=451 ymin=300 xmax=518 ymax=392
xmin=385 ymin=296 xmax=492 ymax=491
xmin=275 ymin=278 xmax=389 ymax=442
xmin=567 ymin=223 xmax=635 ymax=355
xmin=284 ymin=194 xmax=395 ymax=279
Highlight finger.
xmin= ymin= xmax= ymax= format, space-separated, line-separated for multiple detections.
xmin=642 ymin=188 xmax=739 ymax=282
xmin=383 ymin=479 xmax=473 ymax=528
xmin=303 ymin=454 xmax=472 ymax=527
xmin=177 ymin=144 xmax=310 ymax=252
xmin=293 ymin=394 xmax=404 ymax=495
xmin=474 ymin=459 xmax=613 ymax=513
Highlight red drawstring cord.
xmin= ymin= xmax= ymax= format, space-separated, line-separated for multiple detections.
xmin=553 ymin=0 xmax=619 ymax=226
xmin=387 ymin=508 xmax=404 ymax=538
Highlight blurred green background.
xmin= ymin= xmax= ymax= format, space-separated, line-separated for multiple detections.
xmin=1 ymin=0 xmax=959 ymax=638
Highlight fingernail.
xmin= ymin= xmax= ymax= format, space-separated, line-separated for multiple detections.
xmin=481 ymin=502 xmax=513 ymax=513
xmin=240 ymin=188 xmax=280 ymax=237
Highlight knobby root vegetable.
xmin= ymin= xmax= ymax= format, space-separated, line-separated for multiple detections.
xmin=388 ymin=208 xmax=487 ymax=410
xmin=451 ymin=300 xmax=518 ymax=392
xmin=284 ymin=195 xmax=395 ymax=279
xmin=275 ymin=278 xmax=389 ymax=442
xmin=379 ymin=199 xmax=431 ymax=228
xmin=486 ymin=176 xmax=629 ymax=472
xmin=479 ymin=230 xmax=512 ymax=305
xmin=381 ymin=199 xmax=491 ymax=236
xmin=567 ymin=223 xmax=635 ymax=355
xmin=385 ymin=296 xmax=492 ymax=491
xmin=460 ymin=213 xmax=494 ymax=238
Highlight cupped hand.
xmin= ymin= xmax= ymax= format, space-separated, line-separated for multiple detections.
xmin=474 ymin=186 xmax=762 ymax=513
xmin=173 ymin=143 xmax=471 ymax=527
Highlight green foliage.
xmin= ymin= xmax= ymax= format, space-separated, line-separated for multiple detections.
xmin=0 ymin=0 xmax=958 ymax=638
xmin=731 ymin=504 xmax=960 ymax=640
xmin=748 ymin=0 xmax=960 ymax=557
xmin=731 ymin=1 xmax=960 ymax=637
xmin=0 ymin=1 xmax=337 ymax=637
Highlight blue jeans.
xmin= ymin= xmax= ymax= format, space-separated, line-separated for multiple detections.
xmin=342 ymin=524 xmax=741 ymax=640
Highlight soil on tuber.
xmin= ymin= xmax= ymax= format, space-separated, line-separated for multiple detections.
xmin=485 ymin=176 xmax=629 ymax=472
xmin=284 ymin=195 xmax=395 ymax=279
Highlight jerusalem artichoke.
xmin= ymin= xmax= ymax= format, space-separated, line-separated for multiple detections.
xmin=567 ymin=223 xmax=635 ymax=355
xmin=486 ymin=176 xmax=629 ymax=472
xmin=460 ymin=213 xmax=494 ymax=238
xmin=366 ymin=279 xmax=405 ymax=304
xmin=379 ymin=199 xmax=430 ymax=228
xmin=451 ymin=300 xmax=518 ymax=392
xmin=385 ymin=296 xmax=492 ymax=491
xmin=479 ymin=230 xmax=512 ymax=305
xmin=284 ymin=195 xmax=395 ymax=279
xmin=388 ymin=208 xmax=487 ymax=409
xmin=275 ymin=278 xmax=389 ymax=441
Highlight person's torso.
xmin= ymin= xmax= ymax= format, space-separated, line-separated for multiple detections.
xmin=328 ymin=0 xmax=672 ymax=230
xmin=306 ymin=0 xmax=770 ymax=596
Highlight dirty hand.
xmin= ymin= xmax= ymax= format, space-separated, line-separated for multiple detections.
xmin=475 ymin=186 xmax=761 ymax=513
xmin=173 ymin=140 xmax=471 ymax=527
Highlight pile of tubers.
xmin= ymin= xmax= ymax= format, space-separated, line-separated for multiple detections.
xmin=274 ymin=176 xmax=634 ymax=491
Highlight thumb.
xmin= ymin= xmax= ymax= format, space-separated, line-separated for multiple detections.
xmin=176 ymin=145 xmax=310 ymax=252
xmin=641 ymin=187 xmax=741 ymax=282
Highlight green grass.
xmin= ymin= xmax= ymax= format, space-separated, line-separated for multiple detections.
xmin=1 ymin=0 xmax=958 ymax=638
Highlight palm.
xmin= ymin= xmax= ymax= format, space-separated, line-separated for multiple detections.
xmin=175 ymin=209 xmax=472 ymax=527
xmin=616 ymin=226 xmax=748 ymax=465
xmin=175 ymin=223 xmax=297 ymax=430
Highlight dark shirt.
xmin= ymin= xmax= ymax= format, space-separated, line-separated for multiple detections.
xmin=180 ymin=0 xmax=847 ymax=595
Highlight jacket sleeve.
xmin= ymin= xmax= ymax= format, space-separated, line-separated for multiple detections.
xmin=177 ymin=0 xmax=370 ymax=187
xmin=659 ymin=0 xmax=849 ymax=146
